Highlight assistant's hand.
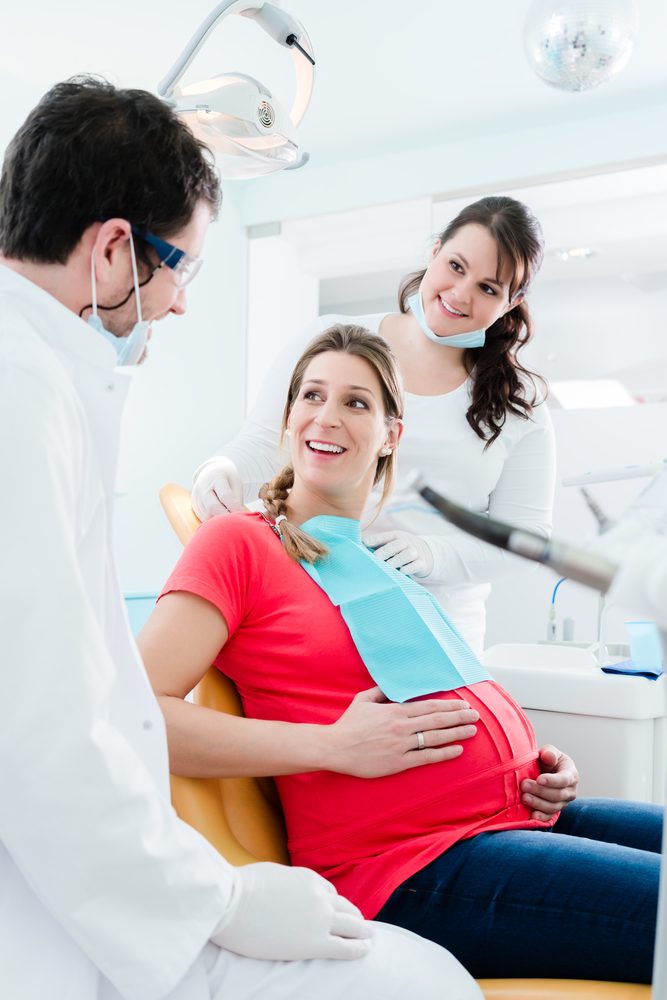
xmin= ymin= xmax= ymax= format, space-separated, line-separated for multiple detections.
xmin=521 ymin=744 xmax=579 ymax=821
xmin=211 ymin=862 xmax=373 ymax=961
xmin=326 ymin=686 xmax=479 ymax=778
xmin=364 ymin=529 xmax=435 ymax=578
xmin=191 ymin=457 xmax=245 ymax=521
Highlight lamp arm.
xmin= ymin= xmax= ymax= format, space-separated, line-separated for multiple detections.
xmin=158 ymin=1 xmax=315 ymax=128
xmin=244 ymin=3 xmax=315 ymax=126
xmin=242 ymin=3 xmax=312 ymax=53
xmin=158 ymin=0 xmax=261 ymax=99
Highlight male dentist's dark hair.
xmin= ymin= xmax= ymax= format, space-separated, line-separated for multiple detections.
xmin=0 ymin=76 xmax=221 ymax=263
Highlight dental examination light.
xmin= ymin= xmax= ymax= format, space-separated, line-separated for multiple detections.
xmin=408 ymin=473 xmax=617 ymax=593
xmin=158 ymin=0 xmax=315 ymax=178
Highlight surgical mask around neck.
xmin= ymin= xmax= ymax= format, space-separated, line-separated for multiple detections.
xmin=406 ymin=288 xmax=486 ymax=349
xmin=87 ymin=234 xmax=150 ymax=366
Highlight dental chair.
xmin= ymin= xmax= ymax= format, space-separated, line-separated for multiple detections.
xmin=159 ymin=483 xmax=651 ymax=1000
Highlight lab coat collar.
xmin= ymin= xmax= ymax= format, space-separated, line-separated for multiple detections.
xmin=0 ymin=262 xmax=118 ymax=374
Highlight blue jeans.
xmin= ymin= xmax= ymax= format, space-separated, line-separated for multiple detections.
xmin=375 ymin=798 xmax=662 ymax=982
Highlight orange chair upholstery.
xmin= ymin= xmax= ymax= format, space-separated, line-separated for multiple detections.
xmin=159 ymin=483 xmax=650 ymax=1000
xmin=169 ymin=666 xmax=289 ymax=866
xmin=160 ymin=484 xmax=288 ymax=866
xmin=476 ymin=983 xmax=648 ymax=999
xmin=159 ymin=482 xmax=202 ymax=546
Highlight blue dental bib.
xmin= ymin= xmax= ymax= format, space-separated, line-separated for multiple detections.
xmin=299 ymin=515 xmax=490 ymax=703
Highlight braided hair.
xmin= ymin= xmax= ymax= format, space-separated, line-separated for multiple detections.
xmin=259 ymin=466 xmax=329 ymax=564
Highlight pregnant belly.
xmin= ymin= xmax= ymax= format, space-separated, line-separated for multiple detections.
xmin=284 ymin=680 xmax=540 ymax=867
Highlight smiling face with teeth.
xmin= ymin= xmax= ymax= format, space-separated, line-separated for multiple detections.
xmin=419 ymin=223 xmax=520 ymax=341
xmin=285 ymin=350 xmax=402 ymax=520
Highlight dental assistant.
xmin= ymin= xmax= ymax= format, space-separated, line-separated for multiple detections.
xmin=192 ymin=196 xmax=555 ymax=652
xmin=0 ymin=79 xmax=478 ymax=1000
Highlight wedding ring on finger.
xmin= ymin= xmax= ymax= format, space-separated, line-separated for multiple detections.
xmin=415 ymin=731 xmax=426 ymax=751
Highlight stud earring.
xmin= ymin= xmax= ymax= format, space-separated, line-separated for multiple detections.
xmin=380 ymin=447 xmax=392 ymax=457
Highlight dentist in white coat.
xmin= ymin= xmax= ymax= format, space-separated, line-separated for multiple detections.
xmin=0 ymin=78 xmax=480 ymax=1000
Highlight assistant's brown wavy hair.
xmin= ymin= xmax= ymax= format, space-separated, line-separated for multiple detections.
xmin=398 ymin=196 xmax=546 ymax=447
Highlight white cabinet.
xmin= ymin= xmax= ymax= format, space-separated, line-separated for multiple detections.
xmin=484 ymin=643 xmax=667 ymax=804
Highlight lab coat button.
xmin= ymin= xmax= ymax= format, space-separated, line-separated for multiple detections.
xmin=106 ymin=382 xmax=115 ymax=392
xmin=142 ymin=720 xmax=153 ymax=731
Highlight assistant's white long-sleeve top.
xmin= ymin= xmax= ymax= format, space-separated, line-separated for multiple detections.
xmin=0 ymin=267 xmax=237 ymax=1000
xmin=218 ymin=312 xmax=556 ymax=652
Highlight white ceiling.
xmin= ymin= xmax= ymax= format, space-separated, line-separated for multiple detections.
xmin=1 ymin=2 xmax=666 ymax=296
xmin=1 ymin=1 xmax=667 ymax=163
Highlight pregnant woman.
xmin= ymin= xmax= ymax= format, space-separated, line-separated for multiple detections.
xmin=141 ymin=324 xmax=661 ymax=983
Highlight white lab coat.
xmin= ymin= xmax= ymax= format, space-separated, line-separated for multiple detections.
xmin=0 ymin=267 xmax=236 ymax=1000
xmin=0 ymin=267 xmax=487 ymax=1000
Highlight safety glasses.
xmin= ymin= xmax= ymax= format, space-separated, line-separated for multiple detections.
xmin=131 ymin=226 xmax=203 ymax=288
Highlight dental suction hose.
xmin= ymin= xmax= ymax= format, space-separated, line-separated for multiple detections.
xmin=409 ymin=473 xmax=618 ymax=595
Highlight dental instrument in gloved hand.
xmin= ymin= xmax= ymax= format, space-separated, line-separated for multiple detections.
xmin=191 ymin=456 xmax=245 ymax=520
xmin=407 ymin=472 xmax=617 ymax=593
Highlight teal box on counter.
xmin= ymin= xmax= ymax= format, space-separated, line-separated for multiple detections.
xmin=624 ymin=620 xmax=664 ymax=677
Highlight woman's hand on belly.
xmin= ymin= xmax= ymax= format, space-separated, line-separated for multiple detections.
xmin=323 ymin=686 xmax=479 ymax=779
xmin=520 ymin=744 xmax=579 ymax=821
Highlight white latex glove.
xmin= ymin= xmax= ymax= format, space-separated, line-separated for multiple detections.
xmin=364 ymin=529 xmax=435 ymax=578
xmin=211 ymin=862 xmax=373 ymax=961
xmin=191 ymin=457 xmax=245 ymax=521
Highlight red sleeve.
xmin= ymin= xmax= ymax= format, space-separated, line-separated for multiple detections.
xmin=158 ymin=513 xmax=270 ymax=635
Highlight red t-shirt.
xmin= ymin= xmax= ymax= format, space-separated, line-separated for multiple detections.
xmin=161 ymin=512 xmax=554 ymax=917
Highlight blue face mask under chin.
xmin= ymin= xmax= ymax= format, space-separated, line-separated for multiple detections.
xmin=406 ymin=288 xmax=486 ymax=349
xmin=87 ymin=234 xmax=150 ymax=366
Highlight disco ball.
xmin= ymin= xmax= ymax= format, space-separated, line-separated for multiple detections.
xmin=524 ymin=0 xmax=637 ymax=92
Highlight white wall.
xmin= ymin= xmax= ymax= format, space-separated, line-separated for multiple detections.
xmin=113 ymin=193 xmax=249 ymax=593
xmin=528 ymin=277 xmax=667 ymax=385
xmin=246 ymin=233 xmax=319 ymax=409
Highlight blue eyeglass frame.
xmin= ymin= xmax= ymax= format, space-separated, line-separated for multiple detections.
xmin=131 ymin=226 xmax=187 ymax=271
